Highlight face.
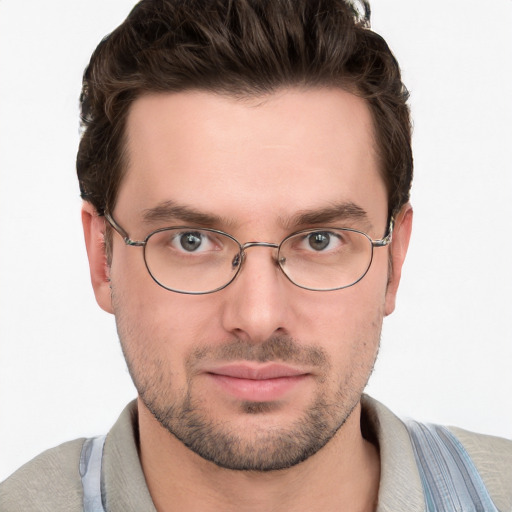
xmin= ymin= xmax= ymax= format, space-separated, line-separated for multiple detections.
xmin=84 ymin=88 xmax=411 ymax=471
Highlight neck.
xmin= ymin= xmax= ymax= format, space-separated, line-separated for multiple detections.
xmin=138 ymin=398 xmax=380 ymax=512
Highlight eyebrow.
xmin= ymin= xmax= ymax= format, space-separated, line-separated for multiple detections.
xmin=142 ymin=200 xmax=233 ymax=228
xmin=282 ymin=202 xmax=371 ymax=229
xmin=141 ymin=200 xmax=371 ymax=231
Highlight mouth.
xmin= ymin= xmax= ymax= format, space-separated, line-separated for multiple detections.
xmin=204 ymin=363 xmax=311 ymax=402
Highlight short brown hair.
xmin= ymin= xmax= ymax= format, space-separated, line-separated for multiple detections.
xmin=77 ymin=0 xmax=412 ymax=219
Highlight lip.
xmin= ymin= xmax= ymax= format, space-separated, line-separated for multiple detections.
xmin=204 ymin=363 xmax=310 ymax=402
xmin=208 ymin=363 xmax=307 ymax=380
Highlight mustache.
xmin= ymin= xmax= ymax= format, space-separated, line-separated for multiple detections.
xmin=188 ymin=336 xmax=328 ymax=368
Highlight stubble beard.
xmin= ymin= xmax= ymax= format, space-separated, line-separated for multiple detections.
xmin=149 ymin=384 xmax=355 ymax=472
xmin=117 ymin=325 xmax=379 ymax=472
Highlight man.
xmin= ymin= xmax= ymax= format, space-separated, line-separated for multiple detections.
xmin=1 ymin=0 xmax=510 ymax=510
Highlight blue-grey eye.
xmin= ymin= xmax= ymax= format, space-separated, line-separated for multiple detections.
xmin=308 ymin=232 xmax=330 ymax=251
xmin=180 ymin=232 xmax=202 ymax=251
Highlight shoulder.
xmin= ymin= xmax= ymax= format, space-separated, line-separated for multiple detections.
xmin=0 ymin=438 xmax=85 ymax=512
xmin=361 ymin=395 xmax=512 ymax=511
xmin=449 ymin=424 xmax=512 ymax=467
xmin=447 ymin=426 xmax=512 ymax=511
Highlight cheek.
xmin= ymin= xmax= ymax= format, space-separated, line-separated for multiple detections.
xmin=110 ymin=252 xmax=225 ymax=359
xmin=302 ymin=279 xmax=387 ymax=338
xmin=296 ymin=262 xmax=388 ymax=366
xmin=111 ymin=286 xmax=198 ymax=393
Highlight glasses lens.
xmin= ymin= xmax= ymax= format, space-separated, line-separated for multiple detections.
xmin=144 ymin=228 xmax=241 ymax=293
xmin=279 ymin=228 xmax=373 ymax=290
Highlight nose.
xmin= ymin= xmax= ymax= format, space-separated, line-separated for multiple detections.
xmin=220 ymin=244 xmax=292 ymax=343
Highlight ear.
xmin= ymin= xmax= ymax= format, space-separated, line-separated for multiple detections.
xmin=81 ymin=202 xmax=114 ymax=314
xmin=384 ymin=203 xmax=413 ymax=316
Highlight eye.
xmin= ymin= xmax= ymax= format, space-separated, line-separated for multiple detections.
xmin=308 ymin=232 xmax=330 ymax=251
xmin=170 ymin=231 xmax=216 ymax=253
xmin=304 ymin=231 xmax=342 ymax=252
xmin=180 ymin=232 xmax=202 ymax=251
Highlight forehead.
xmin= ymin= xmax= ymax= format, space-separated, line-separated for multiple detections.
xmin=117 ymin=88 xmax=387 ymax=231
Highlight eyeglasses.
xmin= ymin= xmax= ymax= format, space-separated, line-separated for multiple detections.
xmin=104 ymin=212 xmax=393 ymax=294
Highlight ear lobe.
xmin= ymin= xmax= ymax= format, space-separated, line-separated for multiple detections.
xmin=81 ymin=202 xmax=114 ymax=314
xmin=384 ymin=203 xmax=413 ymax=316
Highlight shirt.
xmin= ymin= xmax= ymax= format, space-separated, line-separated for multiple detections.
xmin=1 ymin=395 xmax=511 ymax=511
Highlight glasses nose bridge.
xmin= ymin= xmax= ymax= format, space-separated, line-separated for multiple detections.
xmin=241 ymin=241 xmax=280 ymax=251
xmin=238 ymin=241 xmax=281 ymax=267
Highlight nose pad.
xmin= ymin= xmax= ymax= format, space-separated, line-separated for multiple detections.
xmin=231 ymin=253 xmax=241 ymax=269
xmin=233 ymin=243 xmax=281 ymax=274
xmin=231 ymin=246 xmax=285 ymax=296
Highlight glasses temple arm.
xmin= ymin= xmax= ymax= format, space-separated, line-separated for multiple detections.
xmin=104 ymin=212 xmax=145 ymax=246
xmin=372 ymin=216 xmax=395 ymax=247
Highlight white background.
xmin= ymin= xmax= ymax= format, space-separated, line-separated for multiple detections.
xmin=1 ymin=0 xmax=511 ymax=481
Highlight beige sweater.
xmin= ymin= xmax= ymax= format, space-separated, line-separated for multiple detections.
xmin=1 ymin=396 xmax=511 ymax=511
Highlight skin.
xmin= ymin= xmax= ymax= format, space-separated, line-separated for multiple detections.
xmin=82 ymin=88 xmax=412 ymax=512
